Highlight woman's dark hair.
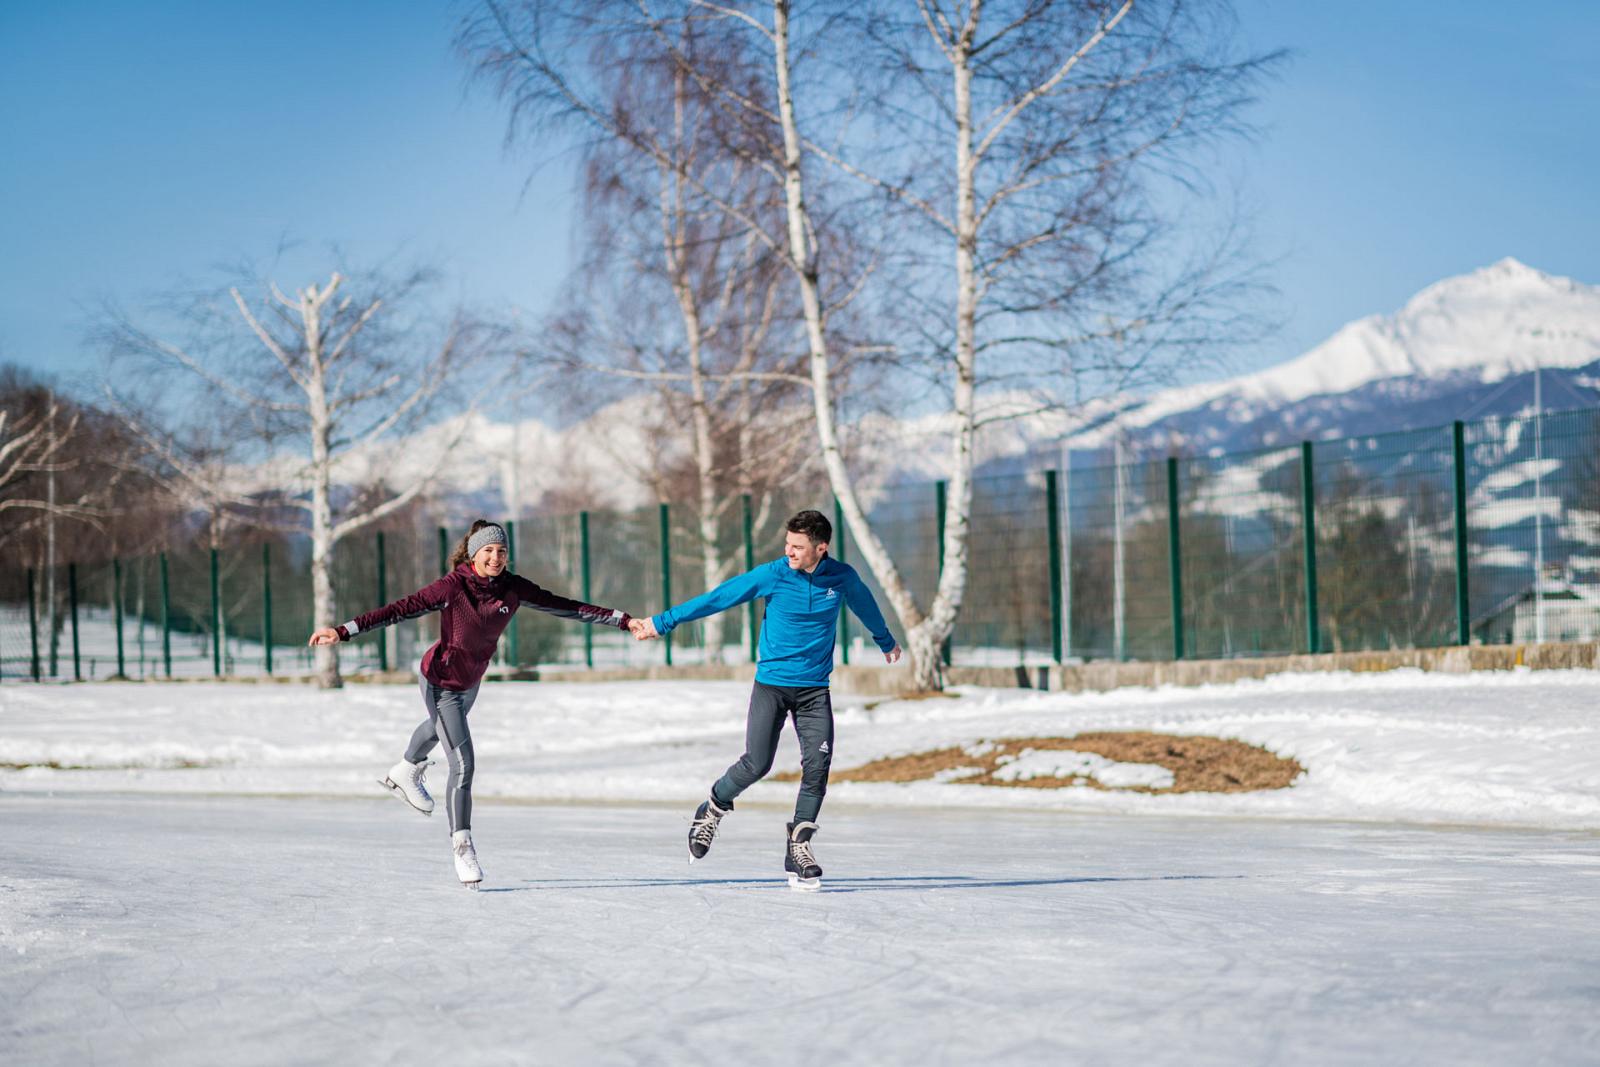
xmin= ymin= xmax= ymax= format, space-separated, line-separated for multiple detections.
xmin=786 ymin=509 xmax=832 ymax=547
xmin=447 ymin=519 xmax=497 ymax=570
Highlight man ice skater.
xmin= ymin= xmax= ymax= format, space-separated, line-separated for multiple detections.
xmin=630 ymin=509 xmax=901 ymax=890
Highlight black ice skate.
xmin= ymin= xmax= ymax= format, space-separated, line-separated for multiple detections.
xmin=687 ymin=797 xmax=729 ymax=863
xmin=785 ymin=821 xmax=822 ymax=892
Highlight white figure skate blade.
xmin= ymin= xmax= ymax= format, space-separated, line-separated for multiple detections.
xmin=379 ymin=777 xmax=432 ymax=816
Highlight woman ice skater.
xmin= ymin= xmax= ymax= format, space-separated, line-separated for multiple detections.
xmin=309 ymin=520 xmax=634 ymax=889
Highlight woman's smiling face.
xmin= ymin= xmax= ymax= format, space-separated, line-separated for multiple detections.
xmin=472 ymin=542 xmax=508 ymax=577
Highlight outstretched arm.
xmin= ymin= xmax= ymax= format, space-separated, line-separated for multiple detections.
xmin=307 ymin=573 xmax=456 ymax=646
xmin=510 ymin=575 xmax=632 ymax=630
xmin=843 ymin=571 xmax=902 ymax=664
xmin=650 ymin=564 xmax=772 ymax=637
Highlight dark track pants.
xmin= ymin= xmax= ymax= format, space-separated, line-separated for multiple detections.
xmin=405 ymin=678 xmax=480 ymax=833
xmin=711 ymin=681 xmax=834 ymax=823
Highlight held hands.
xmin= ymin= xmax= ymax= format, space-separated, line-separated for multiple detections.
xmin=308 ymin=627 xmax=340 ymax=647
xmin=885 ymin=644 xmax=902 ymax=665
xmin=628 ymin=616 xmax=661 ymax=642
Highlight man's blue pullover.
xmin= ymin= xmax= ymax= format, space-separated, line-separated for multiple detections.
xmin=652 ymin=556 xmax=896 ymax=687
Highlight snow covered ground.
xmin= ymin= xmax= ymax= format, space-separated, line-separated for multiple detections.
xmin=3 ymin=795 xmax=1596 ymax=1065
xmin=3 ymin=668 xmax=1599 ymax=829
xmin=3 ymin=670 xmax=1599 ymax=1063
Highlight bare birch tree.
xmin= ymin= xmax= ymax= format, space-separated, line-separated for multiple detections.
xmin=103 ymin=268 xmax=501 ymax=687
xmin=465 ymin=0 xmax=1275 ymax=688
xmin=483 ymin=7 xmax=830 ymax=660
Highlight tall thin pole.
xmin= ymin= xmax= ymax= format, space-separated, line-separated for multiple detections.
xmin=580 ymin=511 xmax=593 ymax=668
xmin=834 ymin=495 xmax=849 ymax=665
xmin=438 ymin=526 xmax=449 ymax=576
xmin=160 ymin=553 xmax=171 ymax=677
xmin=936 ymin=480 xmax=951 ymax=666
xmin=1113 ymin=441 xmax=1126 ymax=661
xmin=1533 ymin=370 xmax=1545 ymax=642
xmin=1061 ymin=446 xmax=1072 ymax=661
xmin=46 ymin=392 xmax=57 ymax=677
xmin=1166 ymin=458 xmax=1185 ymax=661
xmin=1301 ymin=442 xmax=1320 ymax=655
xmin=113 ymin=558 xmax=126 ymax=678
xmin=503 ymin=520 xmax=517 ymax=666
xmin=659 ymin=504 xmax=673 ymax=666
xmin=262 ymin=542 xmax=273 ymax=675
xmin=375 ymin=531 xmax=389 ymax=672
xmin=1452 ymin=421 xmax=1471 ymax=645
xmin=68 ymin=562 xmax=81 ymax=681
xmin=210 ymin=548 xmax=222 ymax=677
xmin=1045 ymin=470 xmax=1063 ymax=665
xmin=27 ymin=567 xmax=40 ymax=681
xmin=742 ymin=493 xmax=757 ymax=662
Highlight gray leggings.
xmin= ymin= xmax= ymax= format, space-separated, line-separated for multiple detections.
xmin=712 ymin=682 xmax=835 ymax=823
xmin=405 ymin=678 xmax=481 ymax=833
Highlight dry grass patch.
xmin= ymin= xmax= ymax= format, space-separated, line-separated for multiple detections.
xmin=775 ymin=732 xmax=1303 ymax=794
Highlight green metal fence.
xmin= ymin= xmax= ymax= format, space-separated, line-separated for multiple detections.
xmin=4 ymin=407 xmax=1598 ymax=681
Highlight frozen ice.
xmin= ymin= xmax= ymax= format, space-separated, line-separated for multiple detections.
xmin=2 ymin=794 xmax=1595 ymax=1065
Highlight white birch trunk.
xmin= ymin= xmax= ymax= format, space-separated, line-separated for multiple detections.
xmin=302 ymin=280 xmax=342 ymax=689
xmin=665 ymin=65 xmax=728 ymax=665
xmin=772 ymin=0 xmax=934 ymax=684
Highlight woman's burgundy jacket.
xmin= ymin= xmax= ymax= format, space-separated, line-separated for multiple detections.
xmin=336 ymin=563 xmax=630 ymax=691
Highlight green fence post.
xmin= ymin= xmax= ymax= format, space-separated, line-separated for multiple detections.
xmin=376 ymin=531 xmax=389 ymax=672
xmin=1452 ymin=420 xmax=1471 ymax=645
xmin=580 ymin=511 xmax=594 ymax=668
xmin=113 ymin=558 xmax=126 ymax=678
xmin=68 ymin=562 xmax=81 ymax=681
xmin=262 ymin=543 xmax=273 ymax=674
xmin=160 ymin=553 xmax=172 ymax=678
xmin=1045 ymin=471 xmax=1063 ymax=665
xmin=1166 ymin=458 xmax=1185 ymax=661
xmin=503 ymin=521 xmax=517 ymax=666
xmin=27 ymin=568 xmax=41 ymax=681
xmin=834 ymin=496 xmax=849 ymax=665
xmin=659 ymin=503 xmax=673 ymax=666
xmin=936 ymin=480 xmax=951 ymax=666
xmin=1300 ymin=442 xmax=1320 ymax=655
xmin=210 ymin=548 xmax=222 ymax=677
xmin=438 ymin=526 xmax=449 ymax=575
xmin=742 ymin=493 xmax=757 ymax=662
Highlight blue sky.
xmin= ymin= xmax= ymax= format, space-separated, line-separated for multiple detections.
xmin=2 ymin=1 xmax=1597 ymax=406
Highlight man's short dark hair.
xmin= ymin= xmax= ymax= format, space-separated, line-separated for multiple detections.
xmin=786 ymin=509 xmax=832 ymax=546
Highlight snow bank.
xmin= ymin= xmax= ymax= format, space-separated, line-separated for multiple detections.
xmin=2 ymin=667 xmax=1598 ymax=830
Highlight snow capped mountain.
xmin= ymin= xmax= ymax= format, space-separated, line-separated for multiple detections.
xmin=278 ymin=258 xmax=1598 ymax=512
xmin=1240 ymin=257 xmax=1599 ymax=400
xmin=1040 ymin=257 xmax=1600 ymax=463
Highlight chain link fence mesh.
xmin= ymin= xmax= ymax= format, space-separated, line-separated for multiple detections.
xmin=4 ymin=407 xmax=1598 ymax=681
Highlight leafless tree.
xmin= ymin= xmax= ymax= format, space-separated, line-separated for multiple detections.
xmin=0 ymin=367 xmax=135 ymax=547
xmin=466 ymin=0 xmax=891 ymax=663
xmin=102 ymin=267 xmax=505 ymax=687
xmin=543 ymin=23 xmax=816 ymax=660
xmin=465 ymin=0 xmax=1277 ymax=688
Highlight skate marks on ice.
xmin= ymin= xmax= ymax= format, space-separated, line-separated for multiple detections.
xmin=4 ymin=795 xmax=1599 ymax=1066
xmin=482 ymin=872 xmax=1239 ymax=894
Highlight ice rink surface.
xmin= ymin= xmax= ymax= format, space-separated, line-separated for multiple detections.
xmin=3 ymin=793 xmax=1596 ymax=1065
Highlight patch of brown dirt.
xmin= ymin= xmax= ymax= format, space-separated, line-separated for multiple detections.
xmin=775 ymin=732 xmax=1304 ymax=794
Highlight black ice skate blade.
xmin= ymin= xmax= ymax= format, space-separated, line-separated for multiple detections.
xmin=379 ymin=777 xmax=433 ymax=816
xmin=787 ymin=874 xmax=821 ymax=893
